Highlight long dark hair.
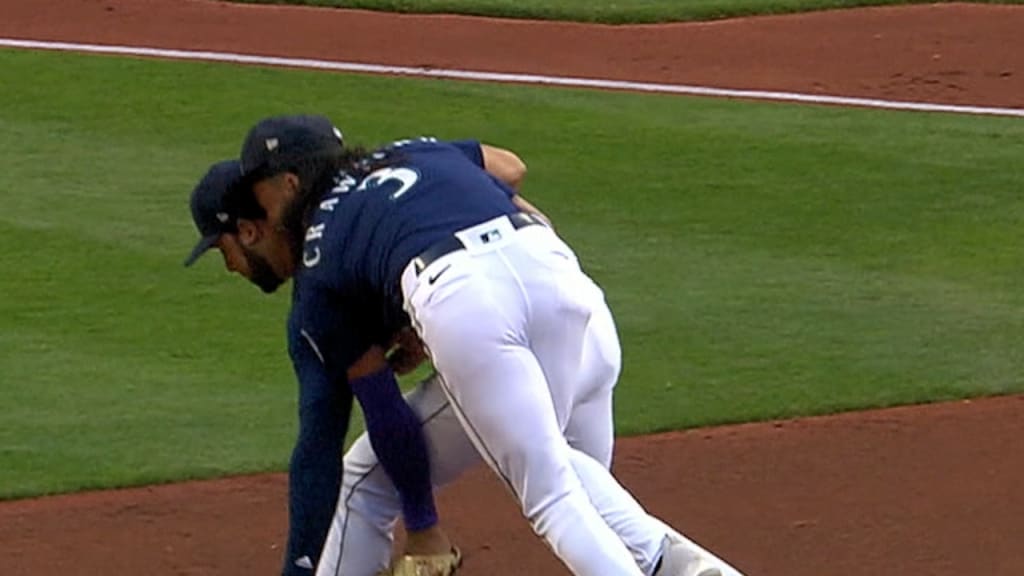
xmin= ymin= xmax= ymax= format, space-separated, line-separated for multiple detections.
xmin=277 ymin=145 xmax=402 ymax=257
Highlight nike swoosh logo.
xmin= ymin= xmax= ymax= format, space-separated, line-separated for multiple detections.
xmin=428 ymin=264 xmax=452 ymax=285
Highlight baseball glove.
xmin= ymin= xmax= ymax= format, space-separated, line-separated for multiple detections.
xmin=378 ymin=547 xmax=462 ymax=576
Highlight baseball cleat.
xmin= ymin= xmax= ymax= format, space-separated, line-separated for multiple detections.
xmin=378 ymin=546 xmax=462 ymax=576
xmin=653 ymin=533 xmax=725 ymax=576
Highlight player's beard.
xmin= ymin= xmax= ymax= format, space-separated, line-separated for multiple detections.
xmin=241 ymin=244 xmax=285 ymax=294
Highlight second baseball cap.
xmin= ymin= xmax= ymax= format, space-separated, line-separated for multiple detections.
xmin=183 ymin=159 xmax=243 ymax=267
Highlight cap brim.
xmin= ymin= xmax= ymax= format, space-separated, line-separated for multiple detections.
xmin=183 ymin=234 xmax=219 ymax=267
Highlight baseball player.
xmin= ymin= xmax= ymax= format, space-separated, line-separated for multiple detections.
xmin=185 ymin=161 xmax=461 ymax=575
xmin=186 ymin=140 xmax=532 ymax=574
xmin=228 ymin=114 xmax=745 ymax=576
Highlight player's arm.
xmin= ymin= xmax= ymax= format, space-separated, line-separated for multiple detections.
xmin=480 ymin=143 xmax=527 ymax=191
xmin=281 ymin=317 xmax=353 ymax=576
xmin=296 ymin=284 xmax=439 ymax=535
xmin=346 ymin=347 xmax=438 ymax=532
xmin=384 ymin=326 xmax=428 ymax=376
xmin=511 ymin=194 xmax=553 ymax=228
xmin=476 ymin=143 xmax=552 ymax=225
xmin=477 ymin=143 xmax=552 ymax=224
xmin=449 ymin=139 xmax=527 ymax=190
xmin=449 ymin=139 xmax=552 ymax=225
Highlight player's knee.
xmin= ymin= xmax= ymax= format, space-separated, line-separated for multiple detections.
xmin=525 ymin=485 xmax=591 ymax=534
xmin=509 ymin=457 xmax=582 ymax=520
xmin=592 ymin=340 xmax=621 ymax=390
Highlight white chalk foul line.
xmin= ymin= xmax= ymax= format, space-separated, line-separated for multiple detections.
xmin=2 ymin=38 xmax=1023 ymax=118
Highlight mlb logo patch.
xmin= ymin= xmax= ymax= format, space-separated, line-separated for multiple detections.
xmin=480 ymin=229 xmax=502 ymax=243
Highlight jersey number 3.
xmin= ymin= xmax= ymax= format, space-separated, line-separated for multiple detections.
xmin=357 ymin=167 xmax=420 ymax=200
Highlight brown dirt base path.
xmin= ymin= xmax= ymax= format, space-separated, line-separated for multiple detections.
xmin=2 ymin=396 xmax=1023 ymax=575
xmin=2 ymin=0 xmax=1024 ymax=107
xmin=2 ymin=1 xmax=1024 ymax=575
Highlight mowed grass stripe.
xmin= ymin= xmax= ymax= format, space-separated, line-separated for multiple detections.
xmin=1 ymin=49 xmax=1022 ymax=497
xmin=230 ymin=0 xmax=1024 ymax=24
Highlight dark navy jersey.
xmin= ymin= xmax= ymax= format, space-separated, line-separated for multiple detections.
xmin=280 ymin=138 xmax=517 ymax=571
xmin=289 ymin=137 xmax=519 ymax=374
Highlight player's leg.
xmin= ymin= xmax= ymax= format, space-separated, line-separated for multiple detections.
xmin=315 ymin=433 xmax=395 ymax=576
xmin=499 ymin=225 xmax=620 ymax=467
xmin=562 ymin=291 xmax=621 ymax=469
xmin=517 ymin=227 xmax=745 ymax=576
xmin=551 ymin=299 xmax=667 ymax=573
xmin=403 ymin=249 xmax=644 ymax=576
xmin=510 ymin=239 xmax=665 ymax=573
xmin=437 ymin=349 xmax=644 ymax=576
xmin=315 ymin=374 xmax=480 ymax=576
xmin=565 ymin=448 xmax=744 ymax=576
xmin=650 ymin=517 xmax=746 ymax=576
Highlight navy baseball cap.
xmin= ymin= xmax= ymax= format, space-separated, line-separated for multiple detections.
xmin=239 ymin=114 xmax=344 ymax=177
xmin=183 ymin=159 xmax=243 ymax=267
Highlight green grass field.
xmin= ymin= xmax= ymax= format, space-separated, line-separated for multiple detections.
xmin=1 ymin=48 xmax=1022 ymax=499
xmin=232 ymin=0 xmax=1022 ymax=23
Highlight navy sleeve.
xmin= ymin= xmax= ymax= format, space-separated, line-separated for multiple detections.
xmin=447 ymin=139 xmax=484 ymax=167
xmin=350 ymin=367 xmax=437 ymax=531
xmin=291 ymin=279 xmax=439 ymax=534
xmin=445 ymin=139 xmax=515 ymax=199
xmin=281 ymin=316 xmax=353 ymax=576
xmin=488 ymin=174 xmax=518 ymax=199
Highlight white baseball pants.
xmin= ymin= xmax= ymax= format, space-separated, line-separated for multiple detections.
xmin=399 ymin=216 xmax=667 ymax=576
xmin=316 ymin=215 xmax=742 ymax=576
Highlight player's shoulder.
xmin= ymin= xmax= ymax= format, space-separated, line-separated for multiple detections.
xmin=380 ymin=136 xmax=443 ymax=152
xmin=379 ymin=136 xmax=479 ymax=156
xmin=379 ymin=136 xmax=482 ymax=167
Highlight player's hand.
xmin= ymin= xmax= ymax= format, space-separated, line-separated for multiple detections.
xmin=385 ymin=525 xmax=462 ymax=576
xmin=404 ymin=524 xmax=454 ymax=556
xmin=347 ymin=345 xmax=389 ymax=379
xmin=387 ymin=327 xmax=427 ymax=375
